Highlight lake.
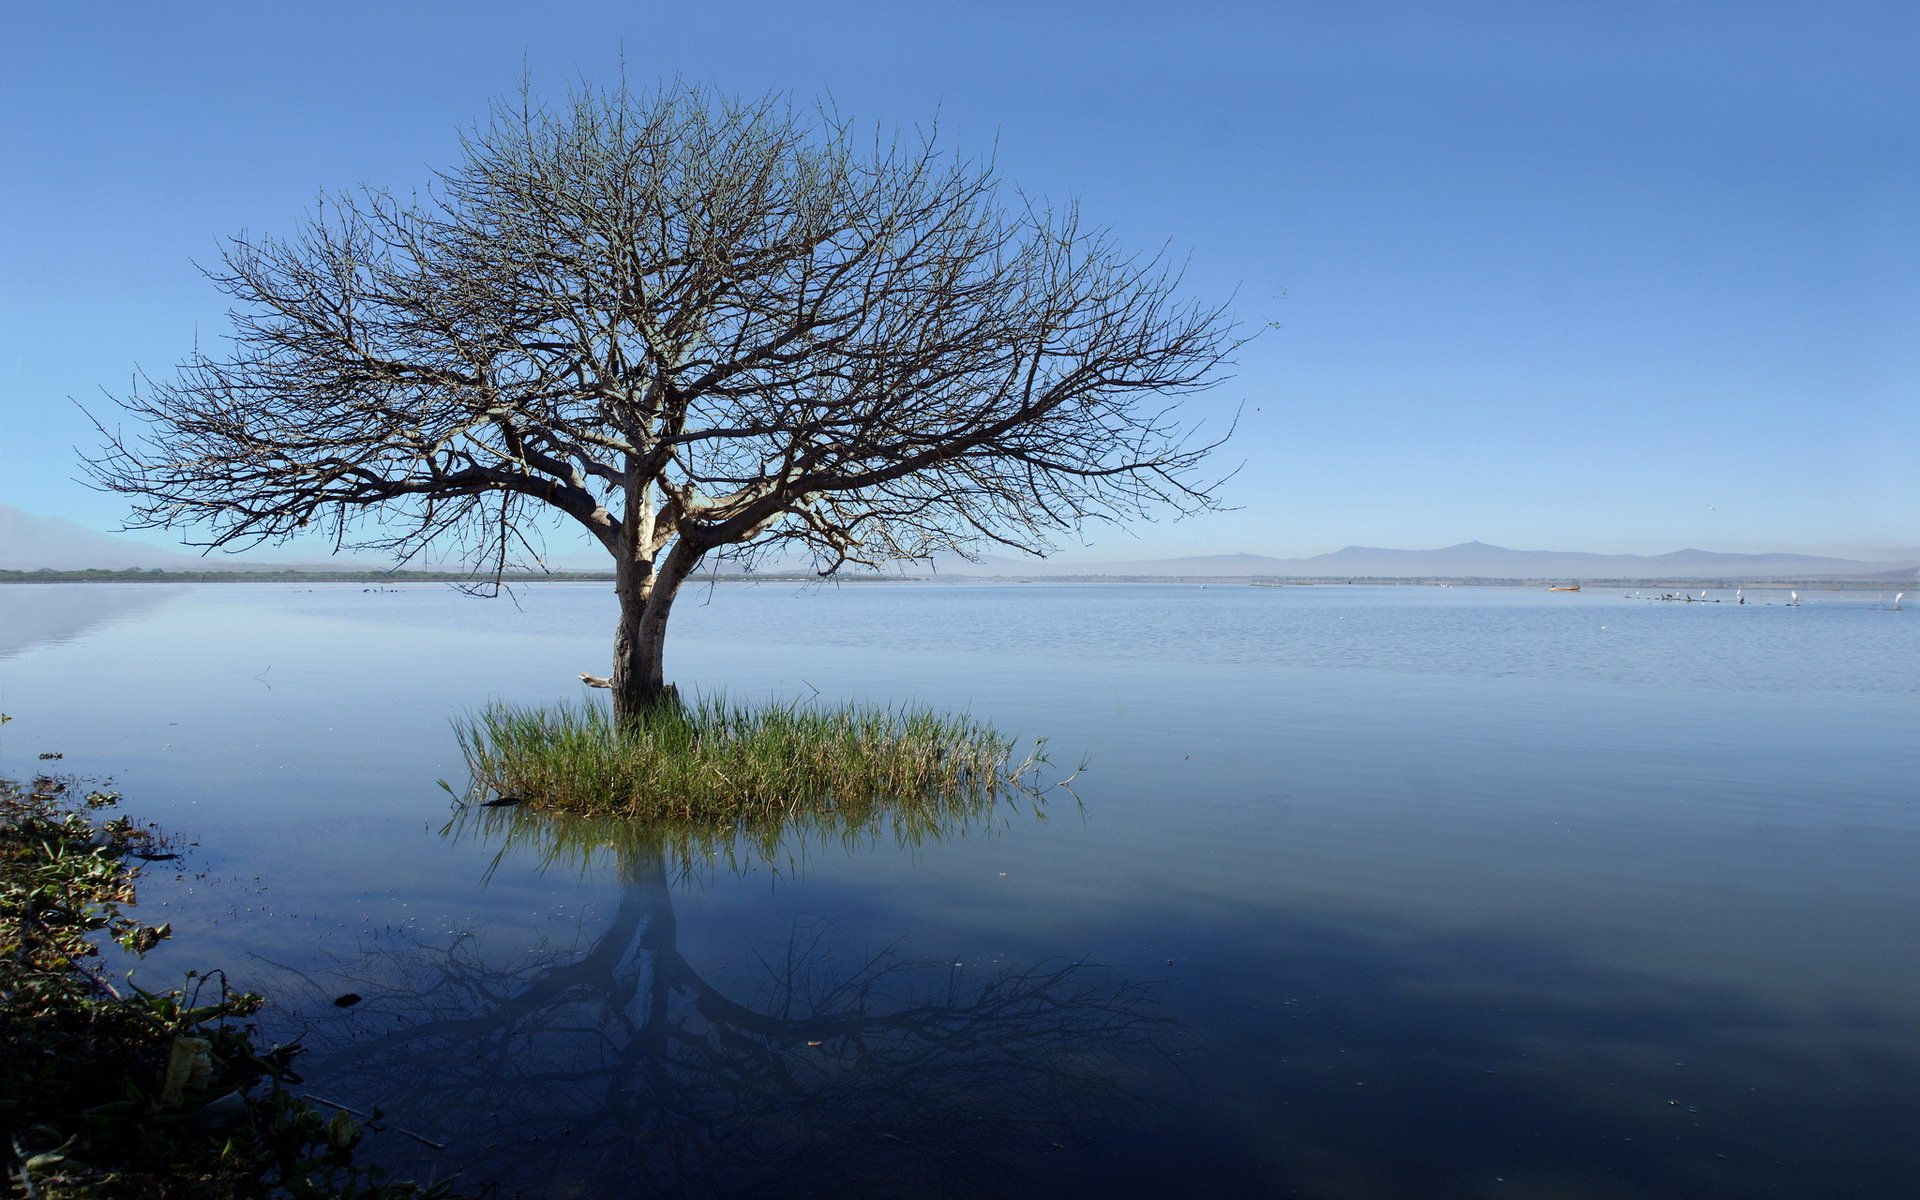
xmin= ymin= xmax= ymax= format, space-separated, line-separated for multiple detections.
xmin=2 ymin=580 xmax=1916 ymax=1198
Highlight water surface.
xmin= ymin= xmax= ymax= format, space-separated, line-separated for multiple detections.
xmin=2 ymin=581 xmax=1915 ymax=1197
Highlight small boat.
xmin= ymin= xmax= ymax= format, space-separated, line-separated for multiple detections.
xmin=1547 ymin=584 xmax=1581 ymax=592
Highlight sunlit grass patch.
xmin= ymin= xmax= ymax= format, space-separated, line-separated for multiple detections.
xmin=453 ymin=696 xmax=1026 ymax=821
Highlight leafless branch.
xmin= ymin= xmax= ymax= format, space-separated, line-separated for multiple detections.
xmin=82 ymin=79 xmax=1245 ymax=711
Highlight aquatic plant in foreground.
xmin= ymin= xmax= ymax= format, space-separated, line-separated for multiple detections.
xmin=0 ymin=773 xmax=462 ymax=1197
xmin=453 ymin=696 xmax=1032 ymax=821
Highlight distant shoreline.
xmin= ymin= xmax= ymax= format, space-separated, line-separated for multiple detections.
xmin=0 ymin=568 xmax=1901 ymax=591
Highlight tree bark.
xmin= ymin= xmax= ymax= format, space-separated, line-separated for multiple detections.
xmin=609 ymin=551 xmax=695 ymax=722
xmin=611 ymin=561 xmax=662 ymax=721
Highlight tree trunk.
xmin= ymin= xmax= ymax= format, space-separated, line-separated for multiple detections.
xmin=609 ymin=551 xmax=694 ymax=722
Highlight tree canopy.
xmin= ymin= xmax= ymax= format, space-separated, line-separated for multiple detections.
xmin=86 ymin=81 xmax=1241 ymax=715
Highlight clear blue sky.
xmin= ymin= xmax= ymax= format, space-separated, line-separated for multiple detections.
xmin=3 ymin=1 xmax=1914 ymax=563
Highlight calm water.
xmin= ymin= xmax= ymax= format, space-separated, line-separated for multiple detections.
xmin=3 ymin=580 xmax=1917 ymax=1198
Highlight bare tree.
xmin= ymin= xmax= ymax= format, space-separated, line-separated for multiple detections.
xmin=85 ymin=81 xmax=1239 ymax=717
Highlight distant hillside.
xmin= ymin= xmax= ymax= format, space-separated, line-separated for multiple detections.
xmin=0 ymin=502 xmax=372 ymax=572
xmin=930 ymin=540 xmax=1919 ymax=581
xmin=0 ymin=502 xmax=216 ymax=570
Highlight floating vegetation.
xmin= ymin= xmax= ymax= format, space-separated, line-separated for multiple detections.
xmin=452 ymin=695 xmax=1044 ymax=823
xmin=0 ymin=773 xmax=462 ymax=1198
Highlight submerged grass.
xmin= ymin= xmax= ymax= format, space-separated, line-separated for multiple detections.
xmin=453 ymin=695 xmax=1023 ymax=822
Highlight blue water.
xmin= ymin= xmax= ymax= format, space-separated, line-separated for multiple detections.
xmin=2 ymin=580 xmax=1916 ymax=1198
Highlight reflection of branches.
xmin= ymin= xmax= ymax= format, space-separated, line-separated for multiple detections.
xmin=267 ymin=832 xmax=1171 ymax=1198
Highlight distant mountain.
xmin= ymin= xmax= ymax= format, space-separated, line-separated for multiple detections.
xmin=929 ymin=541 xmax=1919 ymax=581
xmin=7 ymin=505 xmax=1911 ymax=582
xmin=0 ymin=502 xmax=215 ymax=570
xmin=0 ymin=501 xmax=371 ymax=572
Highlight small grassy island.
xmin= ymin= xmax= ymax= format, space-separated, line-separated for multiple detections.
xmin=453 ymin=696 xmax=1029 ymax=822
xmin=0 ymin=774 xmax=463 ymax=1198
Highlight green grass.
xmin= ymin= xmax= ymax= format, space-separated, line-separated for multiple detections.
xmin=452 ymin=695 xmax=1029 ymax=823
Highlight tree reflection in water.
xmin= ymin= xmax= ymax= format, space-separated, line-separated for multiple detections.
xmin=265 ymin=797 xmax=1178 ymax=1198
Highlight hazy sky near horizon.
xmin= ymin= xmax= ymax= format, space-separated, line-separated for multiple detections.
xmin=2 ymin=1 xmax=1914 ymax=564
